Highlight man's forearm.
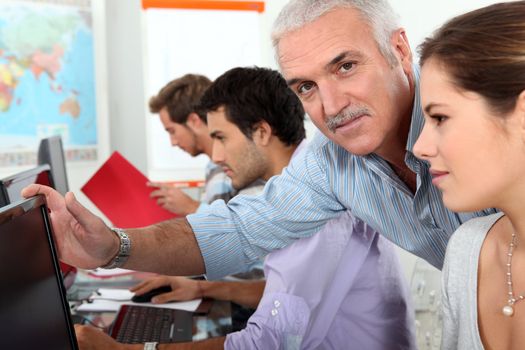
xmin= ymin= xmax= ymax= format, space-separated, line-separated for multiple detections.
xmin=157 ymin=336 xmax=225 ymax=350
xmin=122 ymin=218 xmax=206 ymax=276
xmin=200 ymin=281 xmax=265 ymax=309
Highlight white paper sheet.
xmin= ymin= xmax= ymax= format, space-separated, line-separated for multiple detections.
xmin=86 ymin=268 xmax=136 ymax=278
xmin=89 ymin=288 xmax=134 ymax=301
xmin=75 ymin=287 xmax=201 ymax=312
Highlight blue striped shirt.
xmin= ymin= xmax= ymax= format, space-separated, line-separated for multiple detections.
xmin=187 ymin=67 xmax=496 ymax=280
xmin=196 ymin=161 xmax=232 ymax=212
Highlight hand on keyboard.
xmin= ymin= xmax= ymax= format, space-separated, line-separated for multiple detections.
xmin=130 ymin=276 xmax=202 ymax=304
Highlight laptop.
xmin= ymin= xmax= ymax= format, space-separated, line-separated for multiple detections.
xmin=0 ymin=164 xmax=53 ymax=207
xmin=0 ymin=195 xmax=193 ymax=348
xmin=109 ymin=304 xmax=193 ymax=343
xmin=0 ymin=165 xmax=77 ymax=290
xmin=0 ymin=195 xmax=78 ymax=349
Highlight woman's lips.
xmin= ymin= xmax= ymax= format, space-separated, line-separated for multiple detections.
xmin=430 ymin=169 xmax=448 ymax=186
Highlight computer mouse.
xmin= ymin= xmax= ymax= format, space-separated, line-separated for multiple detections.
xmin=131 ymin=285 xmax=172 ymax=303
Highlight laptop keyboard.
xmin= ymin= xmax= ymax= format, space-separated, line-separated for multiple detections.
xmin=112 ymin=305 xmax=193 ymax=343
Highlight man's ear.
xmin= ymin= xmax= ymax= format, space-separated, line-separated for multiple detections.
xmin=253 ymin=121 xmax=272 ymax=146
xmin=392 ymin=28 xmax=413 ymax=74
xmin=186 ymin=112 xmax=204 ymax=129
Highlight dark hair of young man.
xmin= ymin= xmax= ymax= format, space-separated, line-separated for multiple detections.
xmin=149 ymin=74 xmax=212 ymax=124
xmin=198 ymin=67 xmax=306 ymax=146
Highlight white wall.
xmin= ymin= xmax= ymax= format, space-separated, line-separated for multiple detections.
xmin=105 ymin=0 xmax=149 ymax=174
xmin=144 ymin=8 xmax=265 ymax=182
xmin=390 ymin=0 xmax=509 ymax=58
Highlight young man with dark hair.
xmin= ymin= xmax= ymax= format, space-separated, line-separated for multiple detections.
xmin=147 ymin=74 xmax=232 ymax=215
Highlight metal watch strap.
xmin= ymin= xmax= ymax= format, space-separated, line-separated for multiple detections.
xmin=144 ymin=341 xmax=159 ymax=350
xmin=144 ymin=342 xmax=158 ymax=350
xmin=100 ymin=228 xmax=130 ymax=269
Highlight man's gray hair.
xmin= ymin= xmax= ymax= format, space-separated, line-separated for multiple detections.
xmin=272 ymin=0 xmax=401 ymax=66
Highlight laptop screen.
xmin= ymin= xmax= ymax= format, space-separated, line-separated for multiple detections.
xmin=0 ymin=164 xmax=53 ymax=207
xmin=38 ymin=135 xmax=69 ymax=195
xmin=0 ymin=196 xmax=77 ymax=350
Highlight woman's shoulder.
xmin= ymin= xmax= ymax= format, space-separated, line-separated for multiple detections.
xmin=458 ymin=213 xmax=504 ymax=233
xmin=446 ymin=213 xmax=504 ymax=260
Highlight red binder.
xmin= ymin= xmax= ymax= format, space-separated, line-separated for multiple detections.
xmin=81 ymin=151 xmax=177 ymax=228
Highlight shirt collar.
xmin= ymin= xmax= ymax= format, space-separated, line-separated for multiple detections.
xmin=292 ymin=139 xmax=308 ymax=159
xmin=406 ymin=64 xmax=424 ymax=154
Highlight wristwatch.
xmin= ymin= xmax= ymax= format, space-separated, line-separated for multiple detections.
xmin=100 ymin=227 xmax=131 ymax=269
xmin=144 ymin=342 xmax=158 ymax=350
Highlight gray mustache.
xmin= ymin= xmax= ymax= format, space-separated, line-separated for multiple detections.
xmin=326 ymin=107 xmax=369 ymax=133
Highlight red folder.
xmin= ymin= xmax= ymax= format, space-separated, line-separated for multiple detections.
xmin=81 ymin=151 xmax=177 ymax=228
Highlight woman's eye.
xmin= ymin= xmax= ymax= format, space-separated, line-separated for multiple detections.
xmin=431 ymin=114 xmax=448 ymax=125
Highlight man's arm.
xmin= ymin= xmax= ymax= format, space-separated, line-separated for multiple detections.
xmin=198 ymin=280 xmax=264 ymax=309
xmin=124 ymin=219 xmax=205 ymax=275
xmin=131 ymin=276 xmax=265 ymax=309
xmin=159 ymin=338 xmax=225 ymax=350
xmin=21 ymin=185 xmax=205 ymax=275
xmin=23 ymin=135 xmax=344 ymax=279
xmin=74 ymin=325 xmax=225 ymax=350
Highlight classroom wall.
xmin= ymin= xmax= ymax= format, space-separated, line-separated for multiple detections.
xmin=105 ymin=0 xmax=148 ymax=174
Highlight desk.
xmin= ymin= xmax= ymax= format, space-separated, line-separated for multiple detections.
xmin=67 ymin=270 xmax=233 ymax=341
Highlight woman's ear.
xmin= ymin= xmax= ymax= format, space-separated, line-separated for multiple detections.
xmin=518 ymin=90 xmax=525 ymax=137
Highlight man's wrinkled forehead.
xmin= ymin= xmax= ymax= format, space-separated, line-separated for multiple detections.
xmin=279 ymin=24 xmax=376 ymax=86
xmin=275 ymin=7 xmax=371 ymax=71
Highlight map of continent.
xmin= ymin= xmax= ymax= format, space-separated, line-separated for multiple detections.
xmin=0 ymin=1 xmax=97 ymax=165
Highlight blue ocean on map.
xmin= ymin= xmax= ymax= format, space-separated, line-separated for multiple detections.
xmin=0 ymin=3 xmax=97 ymax=153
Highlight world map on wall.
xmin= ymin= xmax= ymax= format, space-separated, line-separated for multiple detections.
xmin=0 ymin=1 xmax=97 ymax=166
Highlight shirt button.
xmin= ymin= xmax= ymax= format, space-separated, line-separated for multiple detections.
xmin=271 ymin=308 xmax=278 ymax=316
xmin=274 ymin=300 xmax=280 ymax=308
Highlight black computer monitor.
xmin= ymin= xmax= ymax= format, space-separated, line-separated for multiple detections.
xmin=0 ymin=164 xmax=53 ymax=208
xmin=38 ymin=135 xmax=69 ymax=195
xmin=0 ymin=164 xmax=78 ymax=287
xmin=0 ymin=195 xmax=78 ymax=349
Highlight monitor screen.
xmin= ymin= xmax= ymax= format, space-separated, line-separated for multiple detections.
xmin=38 ymin=135 xmax=69 ymax=195
xmin=0 ymin=164 xmax=53 ymax=208
xmin=0 ymin=196 xmax=77 ymax=349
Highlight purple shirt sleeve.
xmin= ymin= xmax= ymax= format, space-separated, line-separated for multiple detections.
xmin=225 ymin=293 xmax=311 ymax=350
